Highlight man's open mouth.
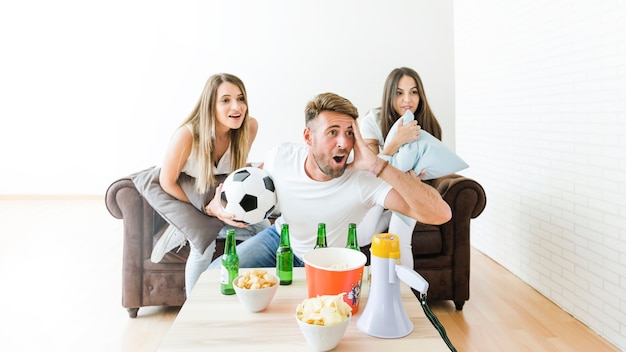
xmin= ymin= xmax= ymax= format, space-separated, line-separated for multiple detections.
xmin=333 ymin=156 xmax=345 ymax=163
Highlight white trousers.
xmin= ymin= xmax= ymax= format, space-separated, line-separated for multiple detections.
xmin=357 ymin=206 xmax=415 ymax=268
xmin=184 ymin=219 xmax=271 ymax=296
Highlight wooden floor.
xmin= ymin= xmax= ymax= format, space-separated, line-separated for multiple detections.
xmin=0 ymin=198 xmax=619 ymax=351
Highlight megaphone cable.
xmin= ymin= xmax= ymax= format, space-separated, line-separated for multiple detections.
xmin=419 ymin=293 xmax=457 ymax=352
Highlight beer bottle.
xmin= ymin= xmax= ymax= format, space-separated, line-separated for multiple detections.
xmin=346 ymin=223 xmax=359 ymax=250
xmin=314 ymin=223 xmax=327 ymax=249
xmin=276 ymin=224 xmax=293 ymax=285
xmin=220 ymin=229 xmax=239 ymax=295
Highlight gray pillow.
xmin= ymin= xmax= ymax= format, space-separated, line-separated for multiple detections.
xmin=132 ymin=167 xmax=226 ymax=254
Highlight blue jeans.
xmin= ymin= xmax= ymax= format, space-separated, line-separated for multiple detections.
xmin=208 ymin=224 xmax=305 ymax=269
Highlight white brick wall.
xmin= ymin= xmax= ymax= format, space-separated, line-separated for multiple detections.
xmin=454 ymin=0 xmax=626 ymax=349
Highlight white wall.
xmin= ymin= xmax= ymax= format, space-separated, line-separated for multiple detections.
xmin=454 ymin=0 xmax=626 ymax=349
xmin=0 ymin=0 xmax=455 ymax=195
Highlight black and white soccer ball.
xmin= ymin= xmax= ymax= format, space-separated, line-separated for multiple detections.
xmin=220 ymin=167 xmax=277 ymax=224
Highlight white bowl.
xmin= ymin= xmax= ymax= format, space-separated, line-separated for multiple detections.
xmin=296 ymin=313 xmax=351 ymax=351
xmin=232 ymin=273 xmax=279 ymax=312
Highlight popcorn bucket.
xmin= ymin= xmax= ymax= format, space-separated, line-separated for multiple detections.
xmin=303 ymin=247 xmax=367 ymax=314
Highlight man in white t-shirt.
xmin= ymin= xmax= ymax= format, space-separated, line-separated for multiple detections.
xmin=207 ymin=92 xmax=451 ymax=267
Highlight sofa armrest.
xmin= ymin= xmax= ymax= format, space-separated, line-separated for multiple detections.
xmin=430 ymin=174 xmax=486 ymax=220
xmin=106 ymin=176 xmax=133 ymax=219
xmin=105 ymin=170 xmax=166 ymax=309
xmin=105 ymin=167 xmax=156 ymax=219
xmin=427 ymin=174 xmax=486 ymax=305
xmin=429 ymin=174 xmax=486 ymax=257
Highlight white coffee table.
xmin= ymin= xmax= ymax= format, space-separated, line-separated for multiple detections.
xmin=159 ymin=267 xmax=449 ymax=351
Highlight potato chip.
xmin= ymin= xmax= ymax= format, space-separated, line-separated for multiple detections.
xmin=235 ymin=269 xmax=277 ymax=289
xmin=296 ymin=293 xmax=351 ymax=326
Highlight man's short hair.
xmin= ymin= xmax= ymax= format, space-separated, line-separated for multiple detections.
xmin=304 ymin=92 xmax=359 ymax=127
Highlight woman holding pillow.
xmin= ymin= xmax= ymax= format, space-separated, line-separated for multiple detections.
xmin=358 ymin=67 xmax=443 ymax=268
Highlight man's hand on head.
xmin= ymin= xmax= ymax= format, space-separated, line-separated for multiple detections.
xmin=348 ymin=119 xmax=378 ymax=172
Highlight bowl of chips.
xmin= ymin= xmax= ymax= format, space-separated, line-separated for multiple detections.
xmin=233 ymin=269 xmax=279 ymax=312
xmin=295 ymin=294 xmax=352 ymax=351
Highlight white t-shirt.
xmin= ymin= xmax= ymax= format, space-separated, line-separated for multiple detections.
xmin=359 ymin=108 xmax=384 ymax=152
xmin=264 ymin=142 xmax=392 ymax=259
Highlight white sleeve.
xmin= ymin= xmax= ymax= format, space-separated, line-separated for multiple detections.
xmin=359 ymin=109 xmax=384 ymax=149
xmin=262 ymin=145 xmax=280 ymax=176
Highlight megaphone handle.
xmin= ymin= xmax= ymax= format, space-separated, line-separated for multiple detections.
xmin=395 ymin=264 xmax=429 ymax=294
xmin=394 ymin=264 xmax=457 ymax=351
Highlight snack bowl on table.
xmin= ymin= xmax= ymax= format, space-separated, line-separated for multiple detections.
xmin=232 ymin=269 xmax=279 ymax=313
xmin=295 ymin=294 xmax=352 ymax=351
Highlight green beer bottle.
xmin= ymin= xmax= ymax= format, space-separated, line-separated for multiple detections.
xmin=276 ymin=224 xmax=293 ymax=285
xmin=346 ymin=223 xmax=359 ymax=250
xmin=220 ymin=229 xmax=239 ymax=295
xmin=314 ymin=223 xmax=327 ymax=249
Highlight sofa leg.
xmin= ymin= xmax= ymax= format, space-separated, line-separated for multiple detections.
xmin=128 ymin=307 xmax=139 ymax=318
xmin=454 ymin=300 xmax=465 ymax=310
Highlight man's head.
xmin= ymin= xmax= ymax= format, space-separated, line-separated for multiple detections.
xmin=303 ymin=93 xmax=359 ymax=181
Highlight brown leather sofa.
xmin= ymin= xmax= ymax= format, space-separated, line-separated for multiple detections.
xmin=106 ymin=172 xmax=485 ymax=317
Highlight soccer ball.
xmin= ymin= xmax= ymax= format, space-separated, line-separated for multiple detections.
xmin=220 ymin=167 xmax=277 ymax=224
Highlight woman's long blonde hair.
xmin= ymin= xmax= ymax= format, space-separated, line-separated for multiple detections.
xmin=181 ymin=73 xmax=250 ymax=193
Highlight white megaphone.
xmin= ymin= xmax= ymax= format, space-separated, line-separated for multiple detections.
xmin=357 ymin=233 xmax=429 ymax=338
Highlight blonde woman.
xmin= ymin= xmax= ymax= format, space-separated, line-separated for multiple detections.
xmin=134 ymin=73 xmax=269 ymax=296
